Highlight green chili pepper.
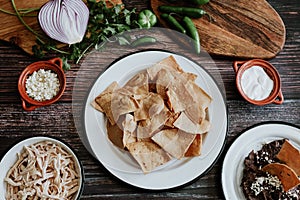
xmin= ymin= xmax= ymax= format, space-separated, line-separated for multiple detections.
xmin=182 ymin=16 xmax=200 ymax=54
xmin=159 ymin=5 xmax=207 ymax=18
xmin=187 ymin=0 xmax=210 ymax=5
xmin=137 ymin=9 xmax=157 ymax=29
xmin=131 ymin=36 xmax=157 ymax=47
xmin=161 ymin=13 xmax=186 ymax=34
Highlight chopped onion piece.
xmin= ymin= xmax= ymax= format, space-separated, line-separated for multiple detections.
xmin=38 ymin=0 xmax=89 ymax=44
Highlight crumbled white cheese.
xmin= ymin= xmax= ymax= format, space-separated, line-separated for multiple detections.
xmin=250 ymin=173 xmax=282 ymax=196
xmin=25 ymin=69 xmax=60 ymax=101
xmin=256 ymin=151 xmax=274 ymax=167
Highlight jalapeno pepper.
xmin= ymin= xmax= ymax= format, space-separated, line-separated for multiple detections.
xmin=130 ymin=36 xmax=157 ymax=47
xmin=137 ymin=9 xmax=157 ymax=29
xmin=182 ymin=16 xmax=200 ymax=54
xmin=161 ymin=13 xmax=186 ymax=34
xmin=188 ymin=0 xmax=210 ymax=5
xmin=159 ymin=5 xmax=207 ymax=18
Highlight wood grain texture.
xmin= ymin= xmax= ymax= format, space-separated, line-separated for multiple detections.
xmin=151 ymin=0 xmax=286 ymax=59
xmin=0 ymin=101 xmax=299 ymax=199
xmin=0 ymin=0 xmax=48 ymax=55
xmin=0 ymin=0 xmax=299 ymax=199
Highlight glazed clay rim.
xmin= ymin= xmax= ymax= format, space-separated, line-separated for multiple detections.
xmin=234 ymin=59 xmax=282 ymax=105
xmin=18 ymin=58 xmax=66 ymax=109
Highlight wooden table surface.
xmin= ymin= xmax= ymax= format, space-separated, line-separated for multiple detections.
xmin=0 ymin=0 xmax=299 ymax=199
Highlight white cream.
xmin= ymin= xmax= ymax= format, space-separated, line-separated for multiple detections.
xmin=241 ymin=66 xmax=274 ymax=101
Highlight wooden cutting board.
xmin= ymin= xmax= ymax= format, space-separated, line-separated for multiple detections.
xmin=151 ymin=0 xmax=286 ymax=59
xmin=0 ymin=0 xmax=48 ymax=55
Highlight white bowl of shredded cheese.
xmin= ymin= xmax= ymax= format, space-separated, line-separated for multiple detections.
xmin=0 ymin=136 xmax=84 ymax=200
xmin=18 ymin=58 xmax=66 ymax=111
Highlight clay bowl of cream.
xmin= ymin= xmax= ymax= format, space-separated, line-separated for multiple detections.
xmin=18 ymin=58 xmax=66 ymax=111
xmin=233 ymin=59 xmax=283 ymax=105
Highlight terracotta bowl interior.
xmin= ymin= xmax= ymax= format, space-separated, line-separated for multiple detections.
xmin=18 ymin=61 xmax=66 ymax=106
xmin=235 ymin=60 xmax=281 ymax=105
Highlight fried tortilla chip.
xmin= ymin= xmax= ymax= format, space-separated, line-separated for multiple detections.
xmin=147 ymin=56 xmax=183 ymax=80
xmin=184 ymin=72 xmax=197 ymax=82
xmin=276 ymin=140 xmax=300 ymax=176
xmin=94 ymin=82 xmax=120 ymax=124
xmin=185 ymin=104 xmax=206 ymax=124
xmin=95 ymin=92 xmax=116 ymax=125
xmin=165 ymin=112 xmax=180 ymax=128
xmin=147 ymin=55 xmax=198 ymax=81
xmin=99 ymin=81 xmax=120 ymax=95
xmin=155 ymin=65 xmax=198 ymax=101
xmin=106 ymin=119 xmax=124 ymax=149
xmin=126 ymin=141 xmax=172 ymax=173
xmin=184 ymin=80 xmax=212 ymax=123
xmin=262 ymin=163 xmax=300 ymax=192
xmin=91 ymin=100 xmax=103 ymax=112
xmin=166 ymin=84 xmax=195 ymax=113
xmin=151 ymin=129 xmax=196 ymax=159
xmin=186 ymin=80 xmax=212 ymax=109
xmin=122 ymin=114 xmax=137 ymax=148
xmin=93 ymin=82 xmax=119 ymax=110
xmin=173 ymin=112 xmax=210 ymax=134
xmin=111 ymin=88 xmax=140 ymax=123
xmin=155 ymin=69 xmax=172 ymax=100
xmin=137 ymin=106 xmax=171 ymax=140
xmin=184 ymin=134 xmax=202 ymax=157
xmin=93 ymin=55 xmax=213 ymax=173
xmin=162 ymin=73 xmax=192 ymax=113
xmin=124 ymin=70 xmax=149 ymax=99
xmin=134 ymin=93 xmax=165 ymax=121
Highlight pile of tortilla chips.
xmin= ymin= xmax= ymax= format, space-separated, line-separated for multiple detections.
xmin=263 ymin=140 xmax=300 ymax=192
xmin=92 ymin=56 xmax=212 ymax=173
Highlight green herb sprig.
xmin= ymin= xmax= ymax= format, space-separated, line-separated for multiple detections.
xmin=33 ymin=0 xmax=141 ymax=70
xmin=1 ymin=0 xmax=154 ymax=70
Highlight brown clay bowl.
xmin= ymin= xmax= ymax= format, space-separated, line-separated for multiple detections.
xmin=18 ymin=58 xmax=66 ymax=111
xmin=233 ymin=59 xmax=283 ymax=106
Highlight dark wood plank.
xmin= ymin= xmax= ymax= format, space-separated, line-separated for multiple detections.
xmin=0 ymin=0 xmax=299 ymax=199
xmin=0 ymin=100 xmax=299 ymax=199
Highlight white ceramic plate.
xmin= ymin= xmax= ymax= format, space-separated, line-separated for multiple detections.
xmin=0 ymin=136 xmax=84 ymax=199
xmin=84 ymin=50 xmax=227 ymax=190
xmin=222 ymin=122 xmax=300 ymax=199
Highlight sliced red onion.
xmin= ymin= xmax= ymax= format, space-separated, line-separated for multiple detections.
xmin=38 ymin=0 xmax=89 ymax=45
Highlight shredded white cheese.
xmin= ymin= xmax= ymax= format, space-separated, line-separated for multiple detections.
xmin=25 ymin=69 xmax=60 ymax=101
